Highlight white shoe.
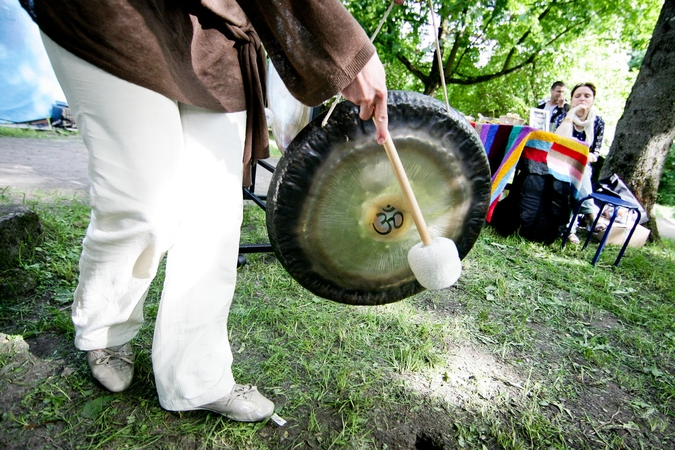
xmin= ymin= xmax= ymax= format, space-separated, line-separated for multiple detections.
xmin=87 ymin=342 xmax=134 ymax=393
xmin=196 ymin=384 xmax=275 ymax=422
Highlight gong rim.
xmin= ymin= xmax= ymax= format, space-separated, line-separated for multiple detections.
xmin=266 ymin=90 xmax=490 ymax=305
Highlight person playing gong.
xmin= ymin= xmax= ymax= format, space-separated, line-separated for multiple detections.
xmin=20 ymin=0 xmax=403 ymax=422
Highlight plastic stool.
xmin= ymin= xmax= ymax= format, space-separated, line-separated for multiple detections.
xmin=562 ymin=192 xmax=642 ymax=266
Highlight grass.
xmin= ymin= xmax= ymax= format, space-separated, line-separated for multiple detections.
xmin=0 ymin=124 xmax=78 ymax=139
xmin=1 ymin=190 xmax=675 ymax=449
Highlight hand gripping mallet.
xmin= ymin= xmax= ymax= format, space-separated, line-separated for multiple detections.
xmin=376 ymin=120 xmax=462 ymax=289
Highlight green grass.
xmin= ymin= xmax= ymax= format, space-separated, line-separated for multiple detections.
xmin=0 ymin=125 xmax=78 ymax=139
xmin=268 ymin=134 xmax=282 ymax=158
xmin=657 ymin=143 xmax=675 ymax=207
xmin=1 ymin=194 xmax=674 ymax=449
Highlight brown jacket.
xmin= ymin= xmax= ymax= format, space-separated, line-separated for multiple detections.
xmin=23 ymin=0 xmax=375 ymax=185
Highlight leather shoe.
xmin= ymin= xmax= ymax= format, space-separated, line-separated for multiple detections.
xmin=197 ymin=384 xmax=274 ymax=422
xmin=87 ymin=342 xmax=134 ymax=392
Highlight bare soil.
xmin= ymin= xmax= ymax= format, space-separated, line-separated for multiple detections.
xmin=0 ymin=135 xmax=89 ymax=200
xmin=0 ymin=135 xmax=275 ymax=200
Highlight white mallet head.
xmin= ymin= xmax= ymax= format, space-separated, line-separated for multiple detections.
xmin=407 ymin=237 xmax=462 ymax=290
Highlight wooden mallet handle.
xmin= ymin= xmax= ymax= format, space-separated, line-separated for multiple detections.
xmin=377 ymin=121 xmax=433 ymax=247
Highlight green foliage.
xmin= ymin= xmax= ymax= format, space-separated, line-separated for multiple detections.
xmin=658 ymin=143 xmax=675 ymax=206
xmin=346 ymin=0 xmax=659 ymax=91
xmin=344 ymin=0 xmax=661 ymax=153
xmin=0 ymin=197 xmax=88 ymax=339
xmin=628 ymin=49 xmax=646 ymax=71
xmin=0 ymin=127 xmax=52 ymax=139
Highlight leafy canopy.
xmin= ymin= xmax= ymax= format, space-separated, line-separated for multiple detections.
xmin=344 ymin=0 xmax=660 ymax=140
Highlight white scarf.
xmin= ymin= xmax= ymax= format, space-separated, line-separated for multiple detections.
xmin=571 ymin=108 xmax=596 ymax=148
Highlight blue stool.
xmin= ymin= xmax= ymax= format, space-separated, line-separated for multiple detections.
xmin=562 ymin=192 xmax=642 ymax=266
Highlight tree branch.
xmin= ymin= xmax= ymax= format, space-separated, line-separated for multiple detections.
xmin=443 ymin=15 xmax=462 ymax=76
xmin=451 ymin=2 xmax=596 ymax=86
xmin=503 ymin=3 xmax=552 ymax=70
xmin=396 ymin=53 xmax=429 ymax=85
xmin=453 ymin=6 xmax=497 ymax=73
xmin=451 ymin=52 xmax=538 ymax=85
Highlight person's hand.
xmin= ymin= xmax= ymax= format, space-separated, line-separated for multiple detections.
xmin=570 ymin=104 xmax=588 ymax=118
xmin=557 ymin=96 xmax=565 ymax=108
xmin=588 ymin=153 xmax=598 ymax=163
xmin=341 ymin=53 xmax=389 ymax=145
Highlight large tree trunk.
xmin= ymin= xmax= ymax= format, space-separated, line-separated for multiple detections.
xmin=600 ymin=0 xmax=675 ymax=240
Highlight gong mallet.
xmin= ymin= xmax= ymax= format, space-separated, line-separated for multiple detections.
xmin=376 ymin=122 xmax=462 ymax=289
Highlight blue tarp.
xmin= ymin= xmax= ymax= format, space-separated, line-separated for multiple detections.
xmin=0 ymin=0 xmax=65 ymax=123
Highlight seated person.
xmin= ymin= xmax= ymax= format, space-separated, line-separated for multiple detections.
xmin=554 ymin=82 xmax=606 ymax=244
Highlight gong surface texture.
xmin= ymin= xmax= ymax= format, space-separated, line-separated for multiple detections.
xmin=266 ymin=91 xmax=490 ymax=305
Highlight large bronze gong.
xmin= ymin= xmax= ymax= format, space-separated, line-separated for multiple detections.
xmin=266 ymin=91 xmax=490 ymax=305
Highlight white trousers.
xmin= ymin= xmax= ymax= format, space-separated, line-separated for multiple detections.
xmin=42 ymin=34 xmax=246 ymax=410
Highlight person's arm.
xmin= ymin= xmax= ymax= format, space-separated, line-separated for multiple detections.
xmin=556 ymin=95 xmax=566 ymax=108
xmin=341 ymin=0 xmax=403 ymax=143
xmin=242 ymin=0 xmax=374 ymax=104
xmin=242 ymin=0 xmax=399 ymax=144
xmin=554 ymin=108 xmax=578 ymax=140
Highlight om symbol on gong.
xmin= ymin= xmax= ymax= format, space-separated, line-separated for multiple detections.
xmin=373 ymin=204 xmax=404 ymax=235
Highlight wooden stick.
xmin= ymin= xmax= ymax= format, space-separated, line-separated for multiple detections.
xmin=428 ymin=0 xmax=450 ymax=112
xmin=377 ymin=121 xmax=433 ymax=246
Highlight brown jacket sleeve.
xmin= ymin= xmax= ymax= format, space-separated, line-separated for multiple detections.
xmin=237 ymin=0 xmax=376 ymax=106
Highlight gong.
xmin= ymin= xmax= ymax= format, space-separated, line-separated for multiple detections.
xmin=266 ymin=90 xmax=490 ymax=305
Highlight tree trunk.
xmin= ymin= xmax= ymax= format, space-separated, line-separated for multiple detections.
xmin=600 ymin=0 xmax=675 ymax=240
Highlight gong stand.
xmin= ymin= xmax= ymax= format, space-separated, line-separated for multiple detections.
xmin=238 ymin=102 xmax=326 ymax=267
xmin=236 ymin=0 xmax=481 ymax=295
xmin=265 ymin=90 xmax=491 ymax=305
xmin=238 ymin=159 xmax=276 ymax=266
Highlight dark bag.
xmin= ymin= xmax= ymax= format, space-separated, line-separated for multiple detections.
xmin=595 ymin=174 xmax=648 ymax=224
xmin=491 ymin=172 xmax=571 ymax=244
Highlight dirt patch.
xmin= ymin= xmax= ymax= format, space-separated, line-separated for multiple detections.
xmin=397 ymin=343 xmax=523 ymax=410
xmin=0 ymin=135 xmax=278 ymax=200
xmin=373 ymin=405 xmax=466 ymax=450
xmin=0 ymin=136 xmax=89 ymax=200
xmin=0 ymin=333 xmax=73 ymax=450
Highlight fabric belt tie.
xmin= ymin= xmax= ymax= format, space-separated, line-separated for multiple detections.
xmin=228 ymin=25 xmax=269 ymax=187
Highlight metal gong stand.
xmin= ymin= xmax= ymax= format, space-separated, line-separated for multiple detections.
xmin=237 ymin=103 xmax=325 ymax=267
xmin=237 ymin=0 xmax=402 ymax=268
xmin=237 ymin=159 xmax=276 ymax=267
xmin=237 ymin=2 xmax=491 ymax=306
